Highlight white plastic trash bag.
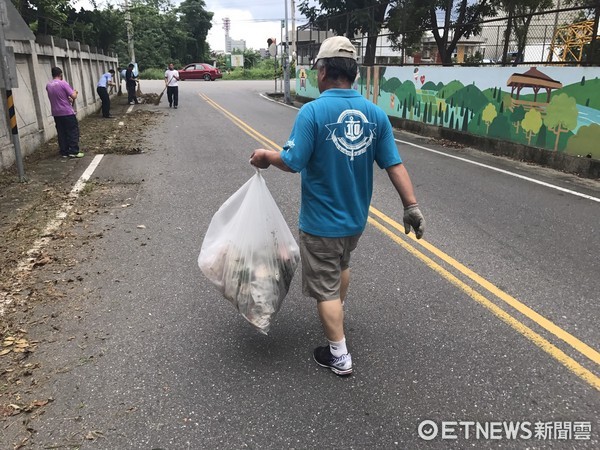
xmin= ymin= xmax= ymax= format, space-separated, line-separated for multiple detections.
xmin=198 ymin=171 xmax=300 ymax=334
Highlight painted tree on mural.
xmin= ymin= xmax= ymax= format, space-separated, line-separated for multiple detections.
xmin=393 ymin=81 xmax=417 ymax=111
xmin=489 ymin=115 xmax=511 ymax=139
xmin=510 ymin=106 xmax=526 ymax=134
xmin=521 ymin=108 xmax=543 ymax=145
xmin=482 ymin=103 xmax=497 ymax=133
xmin=543 ymin=93 xmax=579 ymax=152
xmin=566 ymin=124 xmax=600 ymax=159
xmin=447 ymin=85 xmax=488 ymax=116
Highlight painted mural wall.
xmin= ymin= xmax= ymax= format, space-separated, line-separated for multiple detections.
xmin=296 ymin=66 xmax=600 ymax=160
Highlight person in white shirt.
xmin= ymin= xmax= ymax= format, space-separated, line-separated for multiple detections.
xmin=96 ymin=69 xmax=116 ymax=118
xmin=164 ymin=63 xmax=180 ymax=108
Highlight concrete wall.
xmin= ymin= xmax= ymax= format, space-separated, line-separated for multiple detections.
xmin=0 ymin=35 xmax=119 ymax=170
xmin=295 ymin=65 xmax=600 ymax=179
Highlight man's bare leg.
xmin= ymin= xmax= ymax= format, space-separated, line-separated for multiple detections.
xmin=340 ymin=268 xmax=350 ymax=305
xmin=317 ymin=299 xmax=344 ymax=342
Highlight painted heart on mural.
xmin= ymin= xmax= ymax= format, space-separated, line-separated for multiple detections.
xmin=420 ymin=75 xmax=426 ymax=84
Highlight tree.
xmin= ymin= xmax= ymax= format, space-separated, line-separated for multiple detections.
xmin=387 ymin=0 xmax=497 ymax=66
xmin=499 ymin=0 xmax=553 ymax=65
xmin=177 ymin=0 xmax=214 ymax=62
xmin=489 ymin=114 xmax=510 ymax=138
xmin=510 ymin=105 xmax=526 ymax=134
xmin=386 ymin=0 xmax=426 ymax=62
xmin=521 ymin=108 xmax=542 ymax=145
xmin=11 ymin=0 xmax=71 ymax=35
xmin=298 ymin=0 xmax=389 ymax=66
xmin=543 ymin=93 xmax=579 ymax=151
xmin=482 ymin=103 xmax=497 ymax=133
xmin=72 ymin=6 xmax=125 ymax=52
xmin=566 ymin=124 xmax=600 ymax=159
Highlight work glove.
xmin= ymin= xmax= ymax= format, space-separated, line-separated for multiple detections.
xmin=403 ymin=204 xmax=425 ymax=239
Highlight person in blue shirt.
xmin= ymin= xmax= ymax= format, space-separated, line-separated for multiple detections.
xmin=96 ymin=69 xmax=115 ymax=118
xmin=250 ymin=36 xmax=425 ymax=376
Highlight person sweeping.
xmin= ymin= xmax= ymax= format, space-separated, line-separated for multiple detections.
xmin=125 ymin=64 xmax=139 ymax=105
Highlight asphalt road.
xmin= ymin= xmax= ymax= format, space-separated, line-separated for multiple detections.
xmin=25 ymin=80 xmax=600 ymax=448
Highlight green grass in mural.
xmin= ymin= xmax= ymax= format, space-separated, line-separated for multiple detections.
xmin=438 ymin=80 xmax=464 ymax=100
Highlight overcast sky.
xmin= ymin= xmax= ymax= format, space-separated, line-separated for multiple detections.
xmin=74 ymin=0 xmax=310 ymax=52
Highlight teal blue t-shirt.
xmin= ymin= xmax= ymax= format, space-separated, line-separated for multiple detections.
xmin=280 ymin=89 xmax=402 ymax=238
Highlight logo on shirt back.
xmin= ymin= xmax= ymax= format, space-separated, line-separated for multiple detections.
xmin=325 ymin=109 xmax=376 ymax=160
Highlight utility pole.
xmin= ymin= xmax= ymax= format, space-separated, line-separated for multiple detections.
xmin=124 ymin=0 xmax=135 ymax=63
xmin=291 ymin=0 xmax=296 ymax=58
xmin=0 ymin=0 xmax=25 ymax=180
xmin=283 ymin=0 xmax=291 ymax=104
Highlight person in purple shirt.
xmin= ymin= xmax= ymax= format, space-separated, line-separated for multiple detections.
xmin=46 ymin=67 xmax=84 ymax=158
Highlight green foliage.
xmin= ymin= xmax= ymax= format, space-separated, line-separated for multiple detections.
xmin=446 ymin=84 xmax=488 ymax=114
xmin=381 ymin=77 xmax=403 ymax=93
xmin=386 ymin=1 xmax=498 ymax=65
xmin=536 ymin=123 xmax=548 ymax=148
xmin=565 ymin=124 xmax=600 ymax=159
xmin=298 ymin=0 xmax=389 ymax=65
xmin=438 ymin=80 xmax=465 ymax=101
xmin=393 ymin=80 xmax=417 ymax=107
xmin=550 ymin=78 xmax=600 ymax=110
xmin=139 ymin=68 xmax=166 ymax=80
xmin=489 ymin=114 xmax=511 ymax=138
xmin=177 ymin=0 xmax=214 ymax=62
xmin=544 ymin=93 xmax=579 ymax=151
xmin=421 ymin=81 xmax=443 ymax=91
xmin=482 ymin=103 xmax=497 ymax=131
xmin=223 ymin=59 xmax=283 ymax=80
xmin=12 ymin=0 xmax=70 ymax=35
xmin=11 ymin=0 xmax=213 ymax=71
xmin=463 ymin=51 xmax=484 ymax=66
xmin=510 ymin=105 xmax=526 ymax=133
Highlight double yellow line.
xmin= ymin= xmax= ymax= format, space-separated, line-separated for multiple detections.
xmin=200 ymin=93 xmax=600 ymax=391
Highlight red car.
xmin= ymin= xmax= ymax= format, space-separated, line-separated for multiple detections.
xmin=179 ymin=63 xmax=222 ymax=81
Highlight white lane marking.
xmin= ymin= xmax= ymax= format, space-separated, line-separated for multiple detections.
xmin=259 ymin=93 xmax=300 ymax=110
xmin=0 ymin=155 xmax=104 ymax=315
xmin=396 ymin=138 xmax=600 ymax=203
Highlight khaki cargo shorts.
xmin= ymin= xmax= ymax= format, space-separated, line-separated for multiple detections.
xmin=299 ymin=230 xmax=361 ymax=302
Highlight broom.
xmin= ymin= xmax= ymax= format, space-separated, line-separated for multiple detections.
xmin=136 ymin=79 xmax=143 ymax=97
xmin=155 ymin=84 xmax=167 ymax=105
xmin=154 ymin=76 xmax=173 ymax=105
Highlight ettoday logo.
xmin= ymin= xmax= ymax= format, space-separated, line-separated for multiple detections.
xmin=418 ymin=420 xmax=438 ymax=441
xmin=417 ymin=420 xmax=592 ymax=441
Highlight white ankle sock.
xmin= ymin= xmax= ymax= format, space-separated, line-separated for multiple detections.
xmin=328 ymin=337 xmax=348 ymax=357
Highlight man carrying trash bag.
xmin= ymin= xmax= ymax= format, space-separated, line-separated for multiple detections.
xmin=250 ymin=36 xmax=425 ymax=376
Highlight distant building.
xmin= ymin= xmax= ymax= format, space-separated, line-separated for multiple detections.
xmin=226 ymin=36 xmax=246 ymax=53
xmin=223 ymin=16 xmax=246 ymax=53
